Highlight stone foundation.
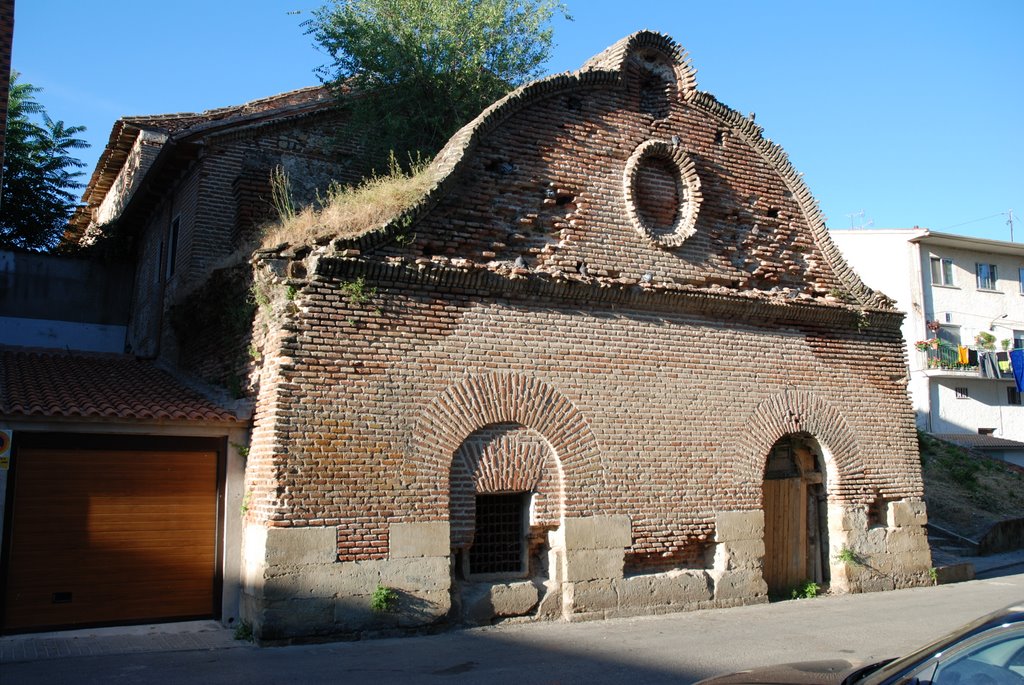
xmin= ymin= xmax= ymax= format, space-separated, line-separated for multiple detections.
xmin=829 ymin=499 xmax=933 ymax=593
xmin=242 ymin=505 xmax=933 ymax=641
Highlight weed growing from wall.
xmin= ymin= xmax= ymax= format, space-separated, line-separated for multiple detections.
xmin=340 ymin=276 xmax=376 ymax=306
xmin=370 ymin=584 xmax=399 ymax=613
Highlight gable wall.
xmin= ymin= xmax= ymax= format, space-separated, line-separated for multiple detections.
xmin=384 ymin=79 xmax=844 ymax=299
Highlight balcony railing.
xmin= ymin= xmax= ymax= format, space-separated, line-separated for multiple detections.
xmin=925 ymin=345 xmax=975 ymax=371
xmin=918 ymin=342 xmax=1016 ymax=378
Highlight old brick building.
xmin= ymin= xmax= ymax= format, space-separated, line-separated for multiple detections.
xmin=2 ymin=31 xmax=931 ymax=640
xmin=238 ymin=31 xmax=931 ymax=640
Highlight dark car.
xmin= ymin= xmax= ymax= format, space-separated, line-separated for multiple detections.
xmin=697 ymin=603 xmax=1024 ymax=684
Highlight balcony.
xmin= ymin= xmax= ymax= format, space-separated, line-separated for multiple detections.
xmin=917 ymin=340 xmax=1017 ymax=380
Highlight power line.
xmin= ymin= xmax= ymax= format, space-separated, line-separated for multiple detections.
xmin=939 ymin=212 xmax=1008 ymax=231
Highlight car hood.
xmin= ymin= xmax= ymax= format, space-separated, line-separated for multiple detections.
xmin=696 ymin=659 xmax=866 ymax=684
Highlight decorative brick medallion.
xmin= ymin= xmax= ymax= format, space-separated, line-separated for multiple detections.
xmin=623 ymin=139 xmax=703 ymax=248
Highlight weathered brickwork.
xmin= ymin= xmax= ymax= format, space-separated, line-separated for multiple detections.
xmin=235 ymin=32 xmax=931 ymax=640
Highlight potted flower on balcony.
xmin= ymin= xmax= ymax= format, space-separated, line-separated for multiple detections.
xmin=975 ymin=331 xmax=997 ymax=351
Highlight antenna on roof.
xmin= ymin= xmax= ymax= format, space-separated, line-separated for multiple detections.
xmin=1009 ymin=209 xmax=1015 ymax=243
xmin=846 ymin=210 xmax=872 ymax=229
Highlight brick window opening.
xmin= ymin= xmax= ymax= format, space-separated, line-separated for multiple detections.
xmin=955 ymin=387 xmax=969 ymax=399
xmin=469 ymin=493 xmax=527 ymax=576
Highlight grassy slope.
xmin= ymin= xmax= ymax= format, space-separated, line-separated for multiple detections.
xmin=918 ymin=432 xmax=1024 ymax=540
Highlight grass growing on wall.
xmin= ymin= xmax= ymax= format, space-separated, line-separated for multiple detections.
xmin=261 ymin=154 xmax=432 ymax=249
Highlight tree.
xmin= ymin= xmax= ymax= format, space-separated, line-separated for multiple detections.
xmin=0 ymin=72 xmax=88 ymax=251
xmin=306 ymin=0 xmax=568 ymax=167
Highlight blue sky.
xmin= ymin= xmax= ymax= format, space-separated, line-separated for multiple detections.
xmin=11 ymin=1 xmax=1024 ymax=240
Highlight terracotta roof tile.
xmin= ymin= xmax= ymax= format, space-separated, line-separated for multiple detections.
xmin=933 ymin=433 xmax=1024 ymax=450
xmin=0 ymin=349 xmax=239 ymax=423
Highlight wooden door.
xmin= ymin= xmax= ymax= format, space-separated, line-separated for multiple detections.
xmin=2 ymin=448 xmax=219 ymax=632
xmin=762 ymin=476 xmax=807 ymax=597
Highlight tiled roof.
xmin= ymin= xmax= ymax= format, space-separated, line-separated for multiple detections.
xmin=933 ymin=433 xmax=1024 ymax=450
xmin=0 ymin=348 xmax=239 ymax=423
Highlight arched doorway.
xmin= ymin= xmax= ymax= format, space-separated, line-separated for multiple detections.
xmin=448 ymin=423 xmax=564 ymax=623
xmin=762 ymin=433 xmax=830 ymax=597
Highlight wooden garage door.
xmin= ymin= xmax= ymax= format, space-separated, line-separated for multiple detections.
xmin=2 ymin=449 xmax=219 ymax=632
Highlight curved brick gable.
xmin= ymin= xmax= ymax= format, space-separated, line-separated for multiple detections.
xmin=322 ymin=30 xmax=887 ymax=313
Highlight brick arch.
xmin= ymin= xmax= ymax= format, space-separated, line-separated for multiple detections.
xmin=412 ymin=372 xmax=605 ymax=517
xmin=732 ymin=389 xmax=859 ymax=489
xmin=449 ymin=423 xmax=563 ymax=548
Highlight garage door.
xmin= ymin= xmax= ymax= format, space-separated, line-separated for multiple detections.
xmin=2 ymin=448 xmax=220 ymax=632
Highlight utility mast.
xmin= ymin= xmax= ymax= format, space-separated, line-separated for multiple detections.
xmin=1009 ymin=209 xmax=1015 ymax=242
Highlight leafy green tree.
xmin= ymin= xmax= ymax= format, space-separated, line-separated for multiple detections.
xmin=306 ymin=0 xmax=567 ymax=167
xmin=0 ymin=72 xmax=88 ymax=251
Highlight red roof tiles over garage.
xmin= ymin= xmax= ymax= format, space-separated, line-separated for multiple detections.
xmin=0 ymin=348 xmax=239 ymax=422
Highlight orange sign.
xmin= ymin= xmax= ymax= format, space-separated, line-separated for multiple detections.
xmin=0 ymin=429 xmax=10 ymax=470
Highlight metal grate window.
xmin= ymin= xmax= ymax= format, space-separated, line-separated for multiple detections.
xmin=469 ymin=493 xmax=526 ymax=575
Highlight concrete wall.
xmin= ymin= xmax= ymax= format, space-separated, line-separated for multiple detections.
xmin=0 ymin=250 xmax=131 ymax=352
xmin=929 ymin=376 xmax=1024 ymax=437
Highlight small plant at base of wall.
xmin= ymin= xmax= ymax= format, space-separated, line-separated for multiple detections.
xmin=233 ymin=620 xmax=253 ymax=642
xmin=370 ymin=584 xmax=399 ymax=613
xmin=789 ymin=580 xmax=820 ymax=600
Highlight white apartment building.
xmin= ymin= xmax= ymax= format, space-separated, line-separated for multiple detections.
xmin=832 ymin=228 xmax=1024 ymax=457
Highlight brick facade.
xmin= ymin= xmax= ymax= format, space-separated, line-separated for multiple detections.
xmin=238 ymin=32 xmax=931 ymax=641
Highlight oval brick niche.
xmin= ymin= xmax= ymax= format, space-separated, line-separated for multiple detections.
xmin=624 ymin=140 xmax=703 ymax=248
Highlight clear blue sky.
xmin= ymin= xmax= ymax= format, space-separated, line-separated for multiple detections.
xmin=11 ymin=1 xmax=1024 ymax=240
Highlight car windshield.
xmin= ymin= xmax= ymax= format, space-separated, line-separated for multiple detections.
xmin=852 ymin=610 xmax=1014 ymax=685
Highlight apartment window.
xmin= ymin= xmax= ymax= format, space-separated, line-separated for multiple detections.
xmin=937 ymin=324 xmax=961 ymax=346
xmin=166 ymin=216 xmax=181 ymax=280
xmin=1009 ymin=387 xmax=1022 ymax=406
xmin=955 ymin=387 xmax=969 ymax=399
xmin=1015 ymin=330 xmax=1024 ymax=350
xmin=930 ymin=256 xmax=954 ymax=286
xmin=1019 ymin=267 xmax=1024 ymax=294
xmin=976 ymin=263 xmax=998 ymax=290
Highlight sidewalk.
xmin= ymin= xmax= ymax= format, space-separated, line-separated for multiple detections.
xmin=0 ymin=620 xmax=246 ymax=664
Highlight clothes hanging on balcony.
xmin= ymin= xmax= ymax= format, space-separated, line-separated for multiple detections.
xmin=1011 ymin=349 xmax=1024 ymax=392
xmin=957 ymin=346 xmax=969 ymax=365
xmin=979 ymin=351 xmax=1000 ymax=378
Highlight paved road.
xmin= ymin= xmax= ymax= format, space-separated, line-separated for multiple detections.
xmin=3 ymin=574 xmax=1023 ymax=684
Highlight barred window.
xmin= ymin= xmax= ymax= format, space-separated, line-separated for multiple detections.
xmin=469 ymin=493 xmax=527 ymax=576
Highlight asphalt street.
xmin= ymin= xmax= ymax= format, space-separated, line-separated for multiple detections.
xmin=3 ymin=573 xmax=1023 ymax=684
